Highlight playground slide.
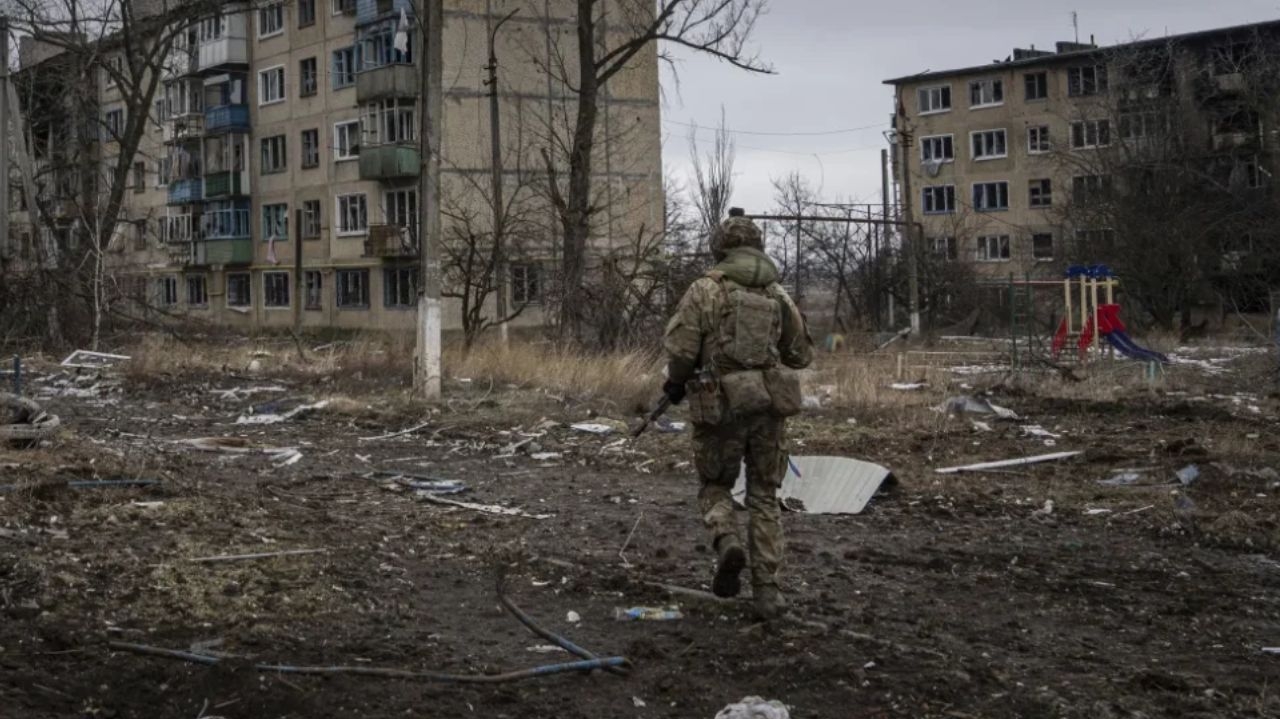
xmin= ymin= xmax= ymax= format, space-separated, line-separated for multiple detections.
xmin=1103 ymin=330 xmax=1169 ymax=364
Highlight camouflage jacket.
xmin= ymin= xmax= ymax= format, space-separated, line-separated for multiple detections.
xmin=663 ymin=247 xmax=813 ymax=386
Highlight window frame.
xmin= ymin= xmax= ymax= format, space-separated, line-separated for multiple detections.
xmin=929 ymin=236 xmax=958 ymax=262
xmin=1070 ymin=119 xmax=1111 ymax=150
xmin=298 ymin=0 xmax=317 ymax=27
xmin=334 ymin=120 xmax=361 ymax=161
xmin=304 ymin=270 xmax=324 ymax=310
xmin=920 ymin=134 xmax=955 ymax=163
xmin=1067 ymin=64 xmax=1108 ymax=97
xmin=1024 ymin=71 xmax=1048 ymax=101
xmin=972 ymin=181 xmax=1010 ymax=212
xmin=257 ymin=2 xmax=285 ymax=39
xmin=257 ymin=65 xmax=286 ymax=106
xmin=970 ymin=128 xmax=1008 ymax=161
xmin=263 ymin=270 xmax=291 ymax=308
xmin=332 ymin=46 xmax=358 ymax=90
xmin=301 ymin=128 xmax=321 ymax=168
xmin=261 ymin=202 xmax=289 ymax=241
xmin=921 ymin=185 xmax=956 ymax=215
xmin=335 ymin=268 xmax=370 ymax=309
xmin=1027 ymin=125 xmax=1051 ymax=154
xmin=260 ymin=134 xmax=288 ymax=174
xmin=299 ymin=57 xmax=318 ymax=97
xmin=1032 ymin=233 xmax=1055 ymax=262
xmin=916 ymin=84 xmax=952 ymax=115
xmin=511 ymin=263 xmax=543 ymax=306
xmin=383 ymin=266 xmax=417 ymax=308
xmin=159 ymin=276 xmax=179 ymax=307
xmin=968 ymin=77 xmax=1005 ymax=108
xmin=975 ymin=235 xmax=1012 ymax=263
xmin=1028 ymin=178 xmax=1052 ymax=209
xmin=301 ymin=199 xmax=322 ymax=238
xmin=186 ymin=274 xmax=209 ymax=307
xmin=226 ymin=272 xmax=252 ymax=307
xmin=336 ymin=193 xmax=369 ymax=236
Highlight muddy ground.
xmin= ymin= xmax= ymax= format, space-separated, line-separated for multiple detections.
xmin=1 ymin=346 xmax=1279 ymax=718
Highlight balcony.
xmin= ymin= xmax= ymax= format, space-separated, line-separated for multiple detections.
xmin=359 ymin=144 xmax=420 ymax=181
xmin=202 ymin=208 xmax=249 ymax=241
xmin=355 ymin=63 xmax=418 ymax=103
xmin=165 ymin=49 xmax=198 ymax=79
xmin=164 ymin=114 xmax=205 ymax=144
xmin=364 ymin=223 xmax=418 ymax=258
xmin=205 ymin=105 xmax=250 ymax=134
xmin=167 ymin=178 xmax=203 ymax=205
xmin=193 ymin=237 xmax=253 ymax=267
xmin=204 ymin=170 xmax=247 ymax=198
xmin=356 ymin=0 xmax=411 ymax=25
xmin=198 ymin=36 xmax=248 ymax=71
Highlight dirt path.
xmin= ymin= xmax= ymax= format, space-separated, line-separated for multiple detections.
xmin=2 ymin=361 xmax=1278 ymax=718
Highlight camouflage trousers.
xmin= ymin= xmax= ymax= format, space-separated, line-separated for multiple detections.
xmin=692 ymin=413 xmax=787 ymax=588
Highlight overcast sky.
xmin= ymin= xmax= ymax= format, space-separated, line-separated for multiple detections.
xmin=660 ymin=0 xmax=1280 ymax=216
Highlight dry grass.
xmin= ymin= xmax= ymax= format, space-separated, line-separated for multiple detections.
xmin=445 ymin=341 xmax=661 ymax=410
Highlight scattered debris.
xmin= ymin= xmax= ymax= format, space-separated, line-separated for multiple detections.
xmin=1098 ymin=472 xmax=1144 ymax=487
xmin=940 ymin=395 xmax=1019 ymax=420
xmin=1214 ymin=463 xmax=1280 ymax=482
xmin=60 ymin=350 xmax=131 ymax=369
xmin=570 ymin=422 xmax=621 ymax=436
xmin=0 ymin=393 xmax=61 ymax=446
xmin=0 ymin=478 xmax=161 ymax=493
xmin=211 ymin=385 xmax=289 ymax=402
xmin=1083 ymin=508 xmax=1113 ymax=516
xmin=715 ymin=697 xmax=790 ymax=719
xmin=187 ymin=548 xmax=330 ymax=564
xmin=1263 ymin=647 xmax=1279 ymax=655
xmin=1176 ymin=464 xmax=1201 ymax=486
xmin=414 ymin=492 xmax=552 ymax=520
xmin=971 ymin=421 xmax=993 ymax=432
xmin=935 ymin=451 xmax=1082 ymax=475
xmin=733 ymin=456 xmax=894 ymax=515
xmin=236 ymin=399 xmax=330 ymax=425
xmin=1031 ymin=500 xmax=1055 ymax=519
xmin=632 ymin=696 xmax=647 ymax=708
xmin=890 ymin=382 xmax=927 ymax=391
xmin=359 ymin=420 xmax=433 ymax=442
xmin=530 ymin=452 xmax=563 ymax=462
xmin=614 ymin=606 xmax=683 ymax=621
xmin=566 ymin=611 xmax=582 ymax=624
xmin=1021 ymin=425 xmax=1061 ymax=439
xmin=174 ymin=437 xmax=301 ymax=463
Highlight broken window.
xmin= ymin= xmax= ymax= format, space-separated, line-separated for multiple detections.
xmin=968 ymin=78 xmax=1004 ymax=107
xmin=264 ymin=271 xmax=290 ymax=308
xmin=301 ymin=199 xmax=322 ymax=238
xmin=512 ymin=264 xmax=542 ymax=305
xmin=158 ymin=277 xmax=179 ymax=306
xmin=1070 ymin=119 xmax=1110 ymax=149
xmin=972 ymin=182 xmax=1009 ymax=212
xmin=976 ymin=235 xmax=1011 ymax=262
xmin=1032 ymin=233 xmax=1054 ymax=261
xmin=304 ymin=270 xmax=323 ymax=310
xmin=1027 ymin=125 xmax=1051 ymax=154
xmin=1118 ymin=111 xmax=1164 ymax=140
xmin=383 ymin=266 xmax=416 ymax=308
xmin=917 ymin=85 xmax=951 ymax=114
xmin=922 ymin=185 xmax=956 ymax=214
xmin=929 ymin=236 xmax=958 ymax=261
xmin=1067 ymin=65 xmax=1108 ymax=97
xmin=971 ymin=129 xmax=1007 ymax=160
xmin=186 ymin=275 xmax=208 ymax=306
xmin=336 ymin=269 xmax=370 ymax=308
xmin=920 ymin=135 xmax=954 ymax=162
xmin=227 ymin=273 xmax=252 ymax=307
xmin=1024 ymin=72 xmax=1048 ymax=101
xmin=1029 ymin=179 xmax=1052 ymax=208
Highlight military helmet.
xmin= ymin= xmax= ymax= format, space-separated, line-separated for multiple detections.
xmin=711 ymin=208 xmax=763 ymax=255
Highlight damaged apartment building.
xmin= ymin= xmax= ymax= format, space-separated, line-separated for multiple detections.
xmin=4 ymin=0 xmax=662 ymax=332
xmin=885 ymin=20 xmax=1280 ymax=290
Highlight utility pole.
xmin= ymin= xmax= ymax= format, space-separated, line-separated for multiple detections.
xmin=0 ymin=15 xmax=10 ymax=260
xmin=879 ymin=147 xmax=890 ymax=331
xmin=485 ymin=6 xmax=517 ymax=347
xmin=896 ymin=121 xmax=921 ymax=336
xmin=415 ymin=0 xmax=443 ymax=399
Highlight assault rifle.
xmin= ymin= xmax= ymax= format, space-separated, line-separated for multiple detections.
xmin=631 ymin=395 xmax=672 ymax=439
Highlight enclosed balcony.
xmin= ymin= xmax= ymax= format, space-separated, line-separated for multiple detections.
xmin=164 ymin=113 xmax=205 ymax=144
xmin=205 ymin=105 xmax=250 ymax=134
xmin=364 ymin=223 xmax=418 ymax=258
xmin=193 ymin=238 xmax=253 ymax=267
xmin=359 ymin=144 xmax=420 ymax=181
xmin=204 ymin=170 xmax=247 ymax=198
xmin=167 ymin=178 xmax=203 ymax=205
xmin=355 ymin=63 xmax=418 ymax=103
xmin=356 ymin=0 xmax=412 ymax=26
xmin=202 ymin=207 xmax=249 ymax=241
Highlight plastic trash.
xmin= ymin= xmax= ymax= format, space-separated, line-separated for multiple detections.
xmin=1098 ymin=472 xmax=1142 ymax=486
xmin=613 ymin=606 xmax=683 ymax=621
xmin=941 ymin=395 xmax=1018 ymax=420
xmin=715 ymin=697 xmax=790 ymax=719
xmin=1176 ymin=464 xmax=1201 ymax=486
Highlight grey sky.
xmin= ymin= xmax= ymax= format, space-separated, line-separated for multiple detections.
xmin=661 ymin=0 xmax=1280 ymax=216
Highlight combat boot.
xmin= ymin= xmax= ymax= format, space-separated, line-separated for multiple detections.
xmin=711 ymin=535 xmax=746 ymax=598
xmin=753 ymin=584 xmax=785 ymax=621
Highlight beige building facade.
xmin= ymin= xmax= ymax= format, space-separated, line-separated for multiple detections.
xmin=11 ymin=0 xmax=663 ymax=334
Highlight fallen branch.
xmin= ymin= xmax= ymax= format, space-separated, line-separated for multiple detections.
xmin=358 ymin=420 xmax=432 ymax=443
xmin=107 ymin=641 xmax=627 ymax=684
xmin=187 ymin=548 xmax=329 ymax=564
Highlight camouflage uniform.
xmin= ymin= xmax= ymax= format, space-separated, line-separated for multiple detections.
xmin=663 ymin=216 xmax=813 ymax=613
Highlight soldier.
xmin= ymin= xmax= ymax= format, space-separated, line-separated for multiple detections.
xmin=662 ymin=208 xmax=814 ymax=620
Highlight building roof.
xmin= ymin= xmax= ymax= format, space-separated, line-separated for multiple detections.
xmin=882 ymin=18 xmax=1280 ymax=86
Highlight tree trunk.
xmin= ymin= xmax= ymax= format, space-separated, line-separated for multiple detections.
xmin=559 ymin=0 xmax=600 ymax=343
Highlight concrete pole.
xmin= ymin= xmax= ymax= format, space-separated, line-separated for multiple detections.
xmin=0 ymin=15 xmax=10 ymax=260
xmin=896 ymin=121 xmax=921 ymax=336
xmin=879 ymin=147 xmax=890 ymax=330
xmin=486 ymin=4 xmax=516 ymax=347
xmin=415 ymin=0 xmax=443 ymax=399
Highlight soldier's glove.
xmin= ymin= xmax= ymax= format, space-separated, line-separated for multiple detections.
xmin=662 ymin=379 xmax=687 ymax=406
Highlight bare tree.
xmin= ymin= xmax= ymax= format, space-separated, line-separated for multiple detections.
xmin=542 ymin=0 xmax=772 ymax=343
xmin=687 ymin=106 xmax=735 ymax=248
